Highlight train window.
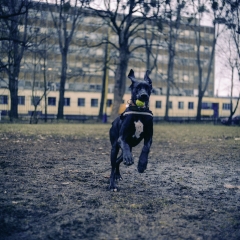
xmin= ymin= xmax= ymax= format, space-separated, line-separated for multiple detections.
xmin=91 ymin=98 xmax=98 ymax=107
xmin=169 ymin=101 xmax=172 ymax=109
xmin=31 ymin=96 xmax=40 ymax=106
xmin=222 ymin=103 xmax=230 ymax=110
xmin=178 ymin=101 xmax=184 ymax=109
xmin=48 ymin=97 xmax=56 ymax=106
xmin=18 ymin=96 xmax=25 ymax=105
xmin=0 ymin=95 xmax=8 ymax=104
xmin=155 ymin=101 xmax=161 ymax=109
xmin=188 ymin=102 xmax=194 ymax=109
xmin=78 ymin=98 xmax=85 ymax=107
xmin=64 ymin=98 xmax=70 ymax=106
xmin=107 ymin=99 xmax=112 ymax=107
xmin=202 ymin=102 xmax=212 ymax=109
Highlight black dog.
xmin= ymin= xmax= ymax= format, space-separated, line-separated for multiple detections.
xmin=109 ymin=69 xmax=153 ymax=191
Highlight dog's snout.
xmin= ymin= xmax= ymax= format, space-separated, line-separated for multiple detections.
xmin=139 ymin=93 xmax=149 ymax=101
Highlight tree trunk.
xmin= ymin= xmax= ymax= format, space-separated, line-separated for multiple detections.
xmin=99 ymin=31 xmax=110 ymax=122
xmin=57 ymin=51 xmax=67 ymax=120
xmin=163 ymin=2 xmax=182 ymax=122
xmin=196 ymin=25 xmax=203 ymax=122
xmin=9 ymin=75 xmax=18 ymax=121
xmin=111 ymin=50 xmax=129 ymax=120
xmin=43 ymin=56 xmax=48 ymax=123
xmin=164 ymin=49 xmax=174 ymax=121
xmin=8 ymin=17 xmax=20 ymax=121
xmin=196 ymin=91 xmax=203 ymax=122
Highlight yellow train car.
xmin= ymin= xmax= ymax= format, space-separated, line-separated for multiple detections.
xmin=0 ymin=88 xmax=240 ymax=122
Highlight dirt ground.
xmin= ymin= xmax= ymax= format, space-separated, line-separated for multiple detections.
xmin=0 ymin=123 xmax=240 ymax=240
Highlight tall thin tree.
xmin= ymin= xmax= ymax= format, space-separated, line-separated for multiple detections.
xmin=163 ymin=0 xmax=186 ymax=121
xmin=189 ymin=0 xmax=226 ymax=121
xmin=48 ymin=0 xmax=86 ymax=120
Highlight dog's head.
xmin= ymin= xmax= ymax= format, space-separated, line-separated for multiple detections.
xmin=128 ymin=69 xmax=152 ymax=107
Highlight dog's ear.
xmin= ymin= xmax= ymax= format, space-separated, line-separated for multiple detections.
xmin=144 ymin=70 xmax=152 ymax=87
xmin=128 ymin=69 xmax=136 ymax=83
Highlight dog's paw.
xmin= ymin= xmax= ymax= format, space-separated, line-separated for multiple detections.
xmin=109 ymin=185 xmax=119 ymax=192
xmin=137 ymin=164 xmax=146 ymax=173
xmin=115 ymin=174 xmax=123 ymax=181
xmin=123 ymin=154 xmax=134 ymax=166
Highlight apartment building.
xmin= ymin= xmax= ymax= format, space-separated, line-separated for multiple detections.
xmin=0 ymin=3 xmax=215 ymax=98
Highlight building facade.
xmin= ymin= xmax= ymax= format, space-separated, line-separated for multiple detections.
xmin=0 ymin=3 xmax=215 ymax=97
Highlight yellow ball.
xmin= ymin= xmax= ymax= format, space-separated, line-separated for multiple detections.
xmin=136 ymin=99 xmax=145 ymax=107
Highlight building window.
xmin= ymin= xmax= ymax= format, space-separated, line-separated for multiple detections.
xmin=188 ymin=102 xmax=194 ymax=109
xmin=78 ymin=98 xmax=85 ymax=107
xmin=0 ymin=95 xmax=8 ymax=104
xmin=64 ymin=98 xmax=70 ymax=106
xmin=222 ymin=103 xmax=230 ymax=110
xmin=96 ymin=85 xmax=102 ymax=91
xmin=91 ymin=98 xmax=98 ymax=107
xmin=18 ymin=96 xmax=25 ymax=105
xmin=155 ymin=101 xmax=161 ymax=109
xmin=178 ymin=101 xmax=184 ymax=109
xmin=185 ymin=90 xmax=193 ymax=96
xmin=169 ymin=101 xmax=172 ymax=109
xmin=25 ymin=81 xmax=31 ymax=87
xmin=31 ymin=96 xmax=40 ymax=106
xmin=202 ymin=102 xmax=212 ymax=109
xmin=90 ymin=84 xmax=95 ymax=90
xmin=107 ymin=99 xmax=112 ymax=107
xmin=48 ymin=97 xmax=56 ymax=106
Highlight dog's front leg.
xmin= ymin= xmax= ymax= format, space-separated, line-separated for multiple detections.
xmin=138 ymin=137 xmax=152 ymax=173
xmin=118 ymin=136 xmax=134 ymax=166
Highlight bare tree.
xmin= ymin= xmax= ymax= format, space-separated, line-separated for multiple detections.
xmin=98 ymin=27 xmax=110 ymax=122
xmin=39 ymin=32 xmax=52 ymax=123
xmin=88 ymin=0 xmax=160 ymax=120
xmin=224 ymin=0 xmax=240 ymax=58
xmin=47 ymin=0 xmax=87 ymax=120
xmin=162 ymin=0 xmax=186 ymax=121
xmin=28 ymin=28 xmax=51 ymax=124
xmin=189 ymin=0 xmax=226 ymax=121
xmin=219 ymin=32 xmax=240 ymax=124
xmin=0 ymin=0 xmax=31 ymax=121
xmin=142 ymin=19 xmax=163 ymax=73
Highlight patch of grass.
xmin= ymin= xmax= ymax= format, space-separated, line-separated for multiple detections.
xmin=153 ymin=124 xmax=240 ymax=148
xmin=0 ymin=123 xmax=110 ymax=139
xmin=0 ymin=124 xmax=240 ymax=148
xmin=0 ymin=123 xmax=239 ymax=143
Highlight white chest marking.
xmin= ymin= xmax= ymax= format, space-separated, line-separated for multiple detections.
xmin=133 ymin=120 xmax=143 ymax=138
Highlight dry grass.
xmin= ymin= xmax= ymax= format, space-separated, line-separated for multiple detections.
xmin=1 ymin=122 xmax=239 ymax=141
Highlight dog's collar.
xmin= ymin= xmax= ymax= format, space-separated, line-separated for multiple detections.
xmin=122 ymin=111 xmax=153 ymax=117
xmin=121 ymin=106 xmax=153 ymax=117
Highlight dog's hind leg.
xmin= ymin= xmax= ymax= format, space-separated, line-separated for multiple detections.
xmin=115 ymin=153 xmax=123 ymax=181
xmin=109 ymin=143 xmax=119 ymax=191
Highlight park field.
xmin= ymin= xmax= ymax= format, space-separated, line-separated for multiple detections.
xmin=0 ymin=123 xmax=240 ymax=239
